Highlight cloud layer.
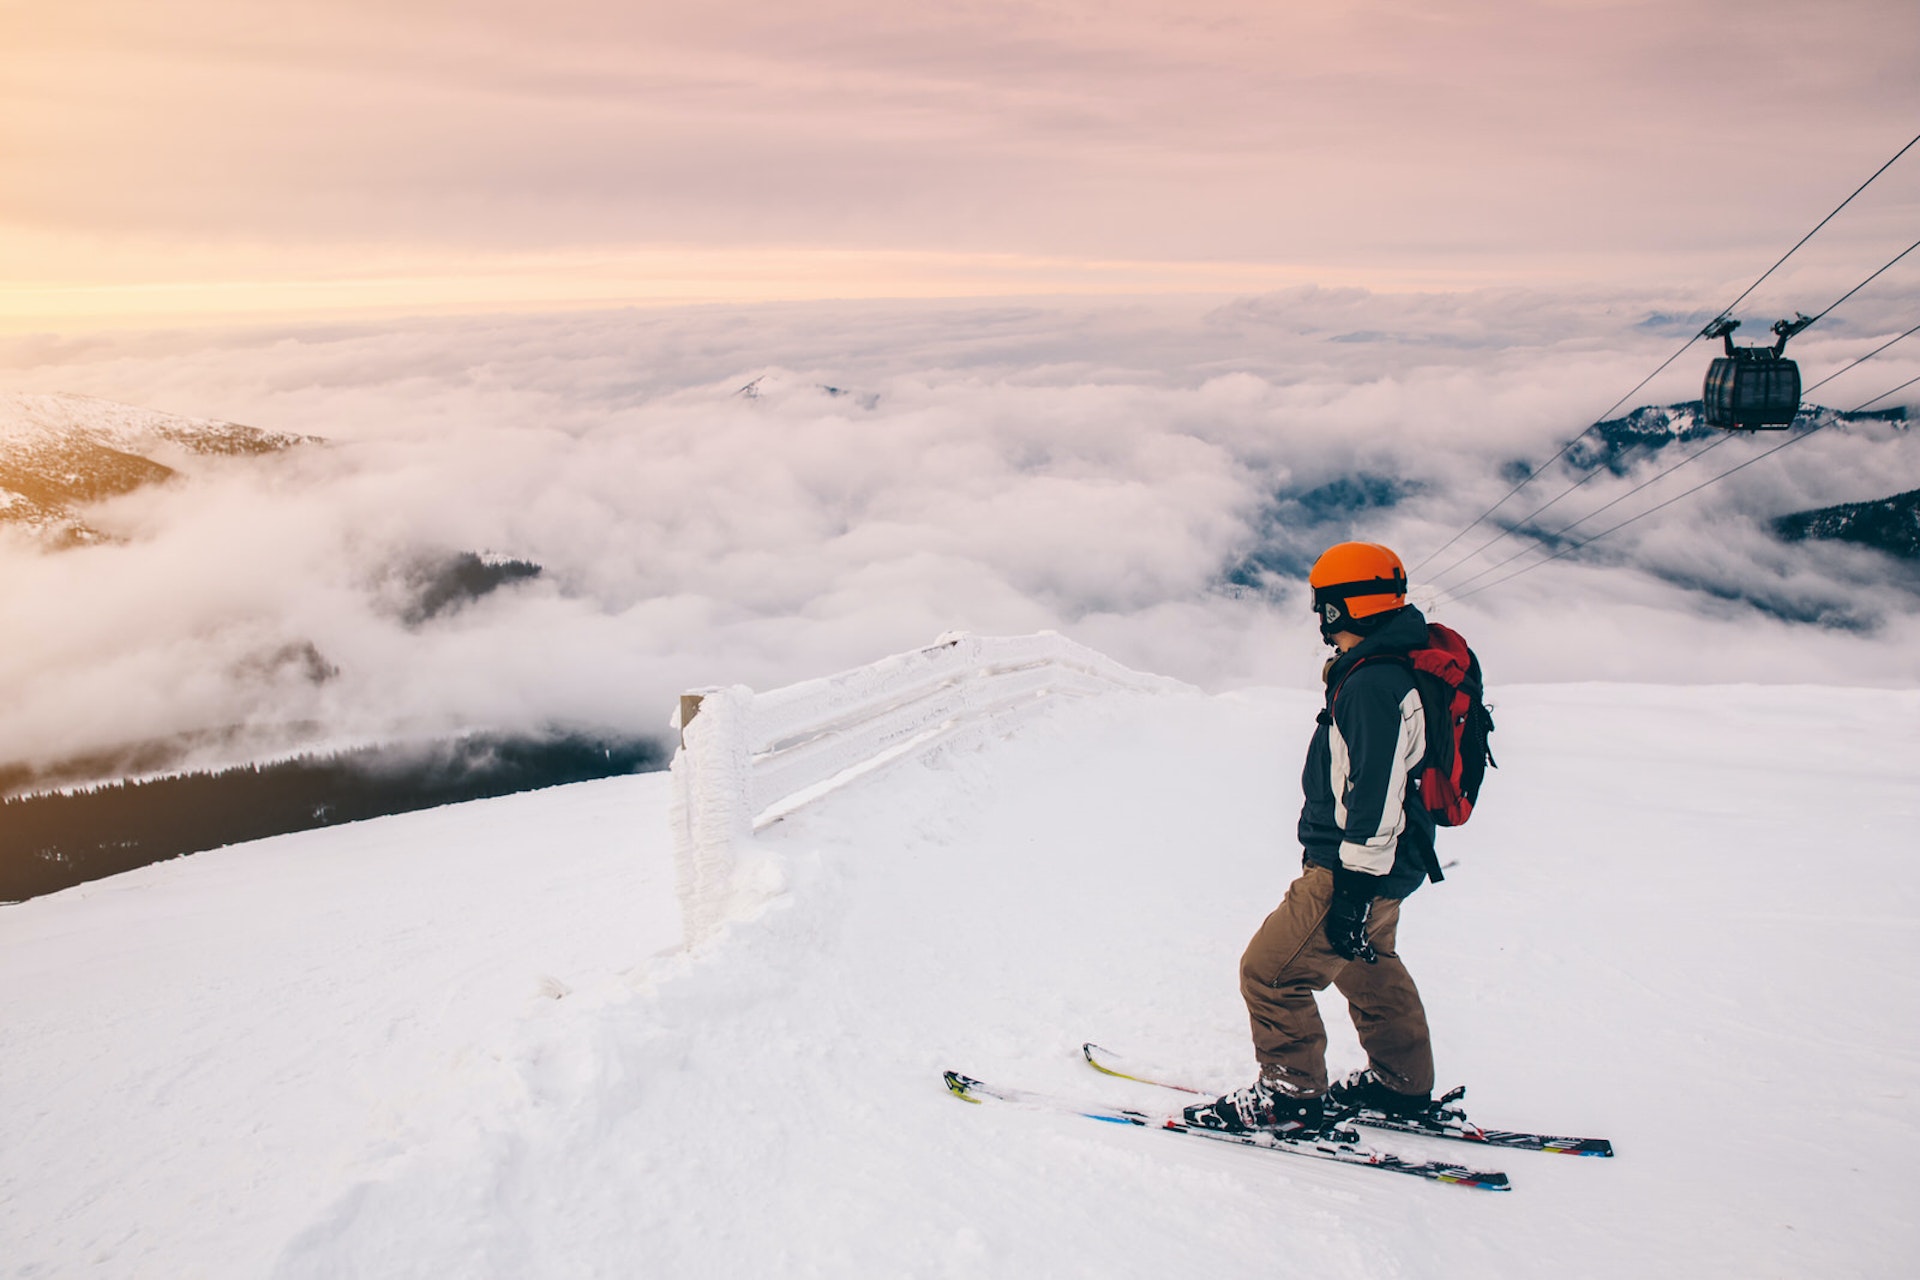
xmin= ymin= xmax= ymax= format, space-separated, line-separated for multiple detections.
xmin=2 ymin=287 xmax=1918 ymax=774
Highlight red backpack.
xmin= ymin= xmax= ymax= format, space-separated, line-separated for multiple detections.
xmin=1398 ymin=623 xmax=1496 ymax=828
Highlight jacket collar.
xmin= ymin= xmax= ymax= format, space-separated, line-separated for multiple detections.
xmin=1324 ymin=604 xmax=1429 ymax=688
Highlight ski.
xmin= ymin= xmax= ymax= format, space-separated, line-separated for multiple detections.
xmin=943 ymin=1070 xmax=1510 ymax=1191
xmin=1082 ymin=1043 xmax=1614 ymax=1158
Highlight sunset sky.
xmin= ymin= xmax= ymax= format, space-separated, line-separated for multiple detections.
xmin=3 ymin=0 xmax=1917 ymax=327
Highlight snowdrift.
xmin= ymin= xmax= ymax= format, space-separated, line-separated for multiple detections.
xmin=4 ymin=639 xmax=1918 ymax=1278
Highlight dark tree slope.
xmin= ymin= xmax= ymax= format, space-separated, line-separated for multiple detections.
xmin=1 ymin=731 xmax=665 ymax=902
xmin=1774 ymin=487 xmax=1920 ymax=561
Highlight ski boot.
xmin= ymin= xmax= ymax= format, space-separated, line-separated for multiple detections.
xmin=1182 ymin=1077 xmax=1351 ymax=1140
xmin=1326 ymin=1068 xmax=1434 ymax=1119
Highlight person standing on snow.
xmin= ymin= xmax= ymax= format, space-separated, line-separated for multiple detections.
xmin=1185 ymin=541 xmax=1442 ymax=1137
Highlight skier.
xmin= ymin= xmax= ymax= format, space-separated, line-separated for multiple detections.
xmin=1185 ymin=540 xmax=1441 ymax=1137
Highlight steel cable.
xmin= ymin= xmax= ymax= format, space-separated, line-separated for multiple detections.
xmin=1441 ymin=372 xmax=1920 ymax=606
xmin=1410 ymin=130 xmax=1920 ymax=580
xmin=1431 ymin=321 xmax=1920 ymax=604
xmin=1431 ymin=434 xmax=1735 ymax=601
xmin=1801 ymin=319 xmax=1920 ymax=395
xmin=1424 ymin=235 xmax=1920 ymax=588
xmin=1805 ymin=237 xmax=1920 ymax=324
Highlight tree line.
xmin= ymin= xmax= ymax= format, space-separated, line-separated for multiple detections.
xmin=1 ymin=731 xmax=665 ymax=902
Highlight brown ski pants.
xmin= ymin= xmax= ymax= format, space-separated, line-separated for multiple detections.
xmin=1240 ymin=862 xmax=1434 ymax=1099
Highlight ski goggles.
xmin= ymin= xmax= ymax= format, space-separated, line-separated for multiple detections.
xmin=1311 ymin=571 xmax=1407 ymax=635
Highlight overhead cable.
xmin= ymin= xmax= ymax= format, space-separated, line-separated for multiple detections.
xmin=1802 ymin=318 xmax=1920 ymax=394
xmin=1432 ymin=320 xmax=1920 ymax=604
xmin=1441 ymin=373 xmax=1920 ymax=606
xmin=1410 ymin=129 xmax=1920 ymax=579
xmin=1426 ymin=234 xmax=1920 ymax=588
xmin=1712 ymin=132 xmax=1920 ymax=323
xmin=1805 ymin=236 xmax=1920 ymax=324
xmin=1431 ymin=435 xmax=1735 ymax=602
xmin=1405 ymin=329 xmax=1700 ymax=575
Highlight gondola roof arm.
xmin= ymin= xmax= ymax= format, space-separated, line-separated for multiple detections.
xmin=1771 ymin=312 xmax=1815 ymax=354
xmin=1702 ymin=315 xmax=1741 ymax=356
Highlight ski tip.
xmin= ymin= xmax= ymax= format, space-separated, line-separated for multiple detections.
xmin=943 ymin=1071 xmax=984 ymax=1103
xmin=1081 ymin=1043 xmax=1205 ymax=1094
xmin=1548 ymin=1138 xmax=1614 ymax=1157
xmin=1082 ymin=1043 xmax=1132 ymax=1081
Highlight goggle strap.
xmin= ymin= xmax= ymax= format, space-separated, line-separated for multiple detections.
xmin=1311 ymin=572 xmax=1408 ymax=606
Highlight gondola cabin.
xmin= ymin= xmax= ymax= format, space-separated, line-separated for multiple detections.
xmin=1700 ymin=315 xmax=1810 ymax=430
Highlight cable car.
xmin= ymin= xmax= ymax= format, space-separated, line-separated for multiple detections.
xmin=1700 ymin=314 xmax=1811 ymax=429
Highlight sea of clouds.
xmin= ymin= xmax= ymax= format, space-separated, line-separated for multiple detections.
xmin=2 ymin=286 xmax=1917 ymax=774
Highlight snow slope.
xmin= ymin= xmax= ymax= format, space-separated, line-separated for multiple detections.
xmin=4 ymin=683 xmax=1918 ymax=1278
xmin=1 ymin=777 xmax=680 ymax=1277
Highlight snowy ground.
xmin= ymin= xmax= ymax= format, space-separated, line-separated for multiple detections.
xmin=4 ymin=683 xmax=1918 ymax=1278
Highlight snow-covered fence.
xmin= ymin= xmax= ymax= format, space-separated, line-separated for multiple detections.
xmin=668 ymin=631 xmax=1191 ymax=946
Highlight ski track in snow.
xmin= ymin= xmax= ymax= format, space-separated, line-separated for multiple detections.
xmin=4 ymin=685 xmax=1919 ymax=1278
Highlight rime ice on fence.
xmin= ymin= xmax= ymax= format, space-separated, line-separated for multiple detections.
xmin=667 ymin=631 xmax=1192 ymax=946
xmin=668 ymin=685 xmax=756 ymax=947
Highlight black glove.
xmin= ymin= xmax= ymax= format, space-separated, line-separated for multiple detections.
xmin=1325 ymin=868 xmax=1381 ymax=964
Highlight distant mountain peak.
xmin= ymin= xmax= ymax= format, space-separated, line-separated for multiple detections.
xmin=0 ymin=392 xmax=315 ymax=545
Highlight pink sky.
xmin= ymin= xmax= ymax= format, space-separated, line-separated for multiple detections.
xmin=3 ymin=0 xmax=1916 ymax=328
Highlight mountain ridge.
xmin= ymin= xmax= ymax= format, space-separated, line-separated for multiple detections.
xmin=0 ymin=391 xmax=315 ymax=544
xmin=1775 ymin=486 xmax=1920 ymax=561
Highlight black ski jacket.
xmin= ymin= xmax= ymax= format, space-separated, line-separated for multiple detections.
xmin=1298 ymin=605 xmax=1436 ymax=900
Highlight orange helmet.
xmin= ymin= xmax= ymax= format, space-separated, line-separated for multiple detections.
xmin=1309 ymin=542 xmax=1408 ymax=639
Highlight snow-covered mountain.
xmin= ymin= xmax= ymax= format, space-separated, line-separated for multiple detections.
xmin=3 ymin=659 xmax=1917 ymax=1278
xmin=1567 ymin=401 xmax=1906 ymax=476
xmin=0 ymin=391 xmax=312 ymax=544
xmin=1222 ymin=400 xmax=1914 ymax=602
xmin=0 ymin=393 xmax=573 ymax=800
